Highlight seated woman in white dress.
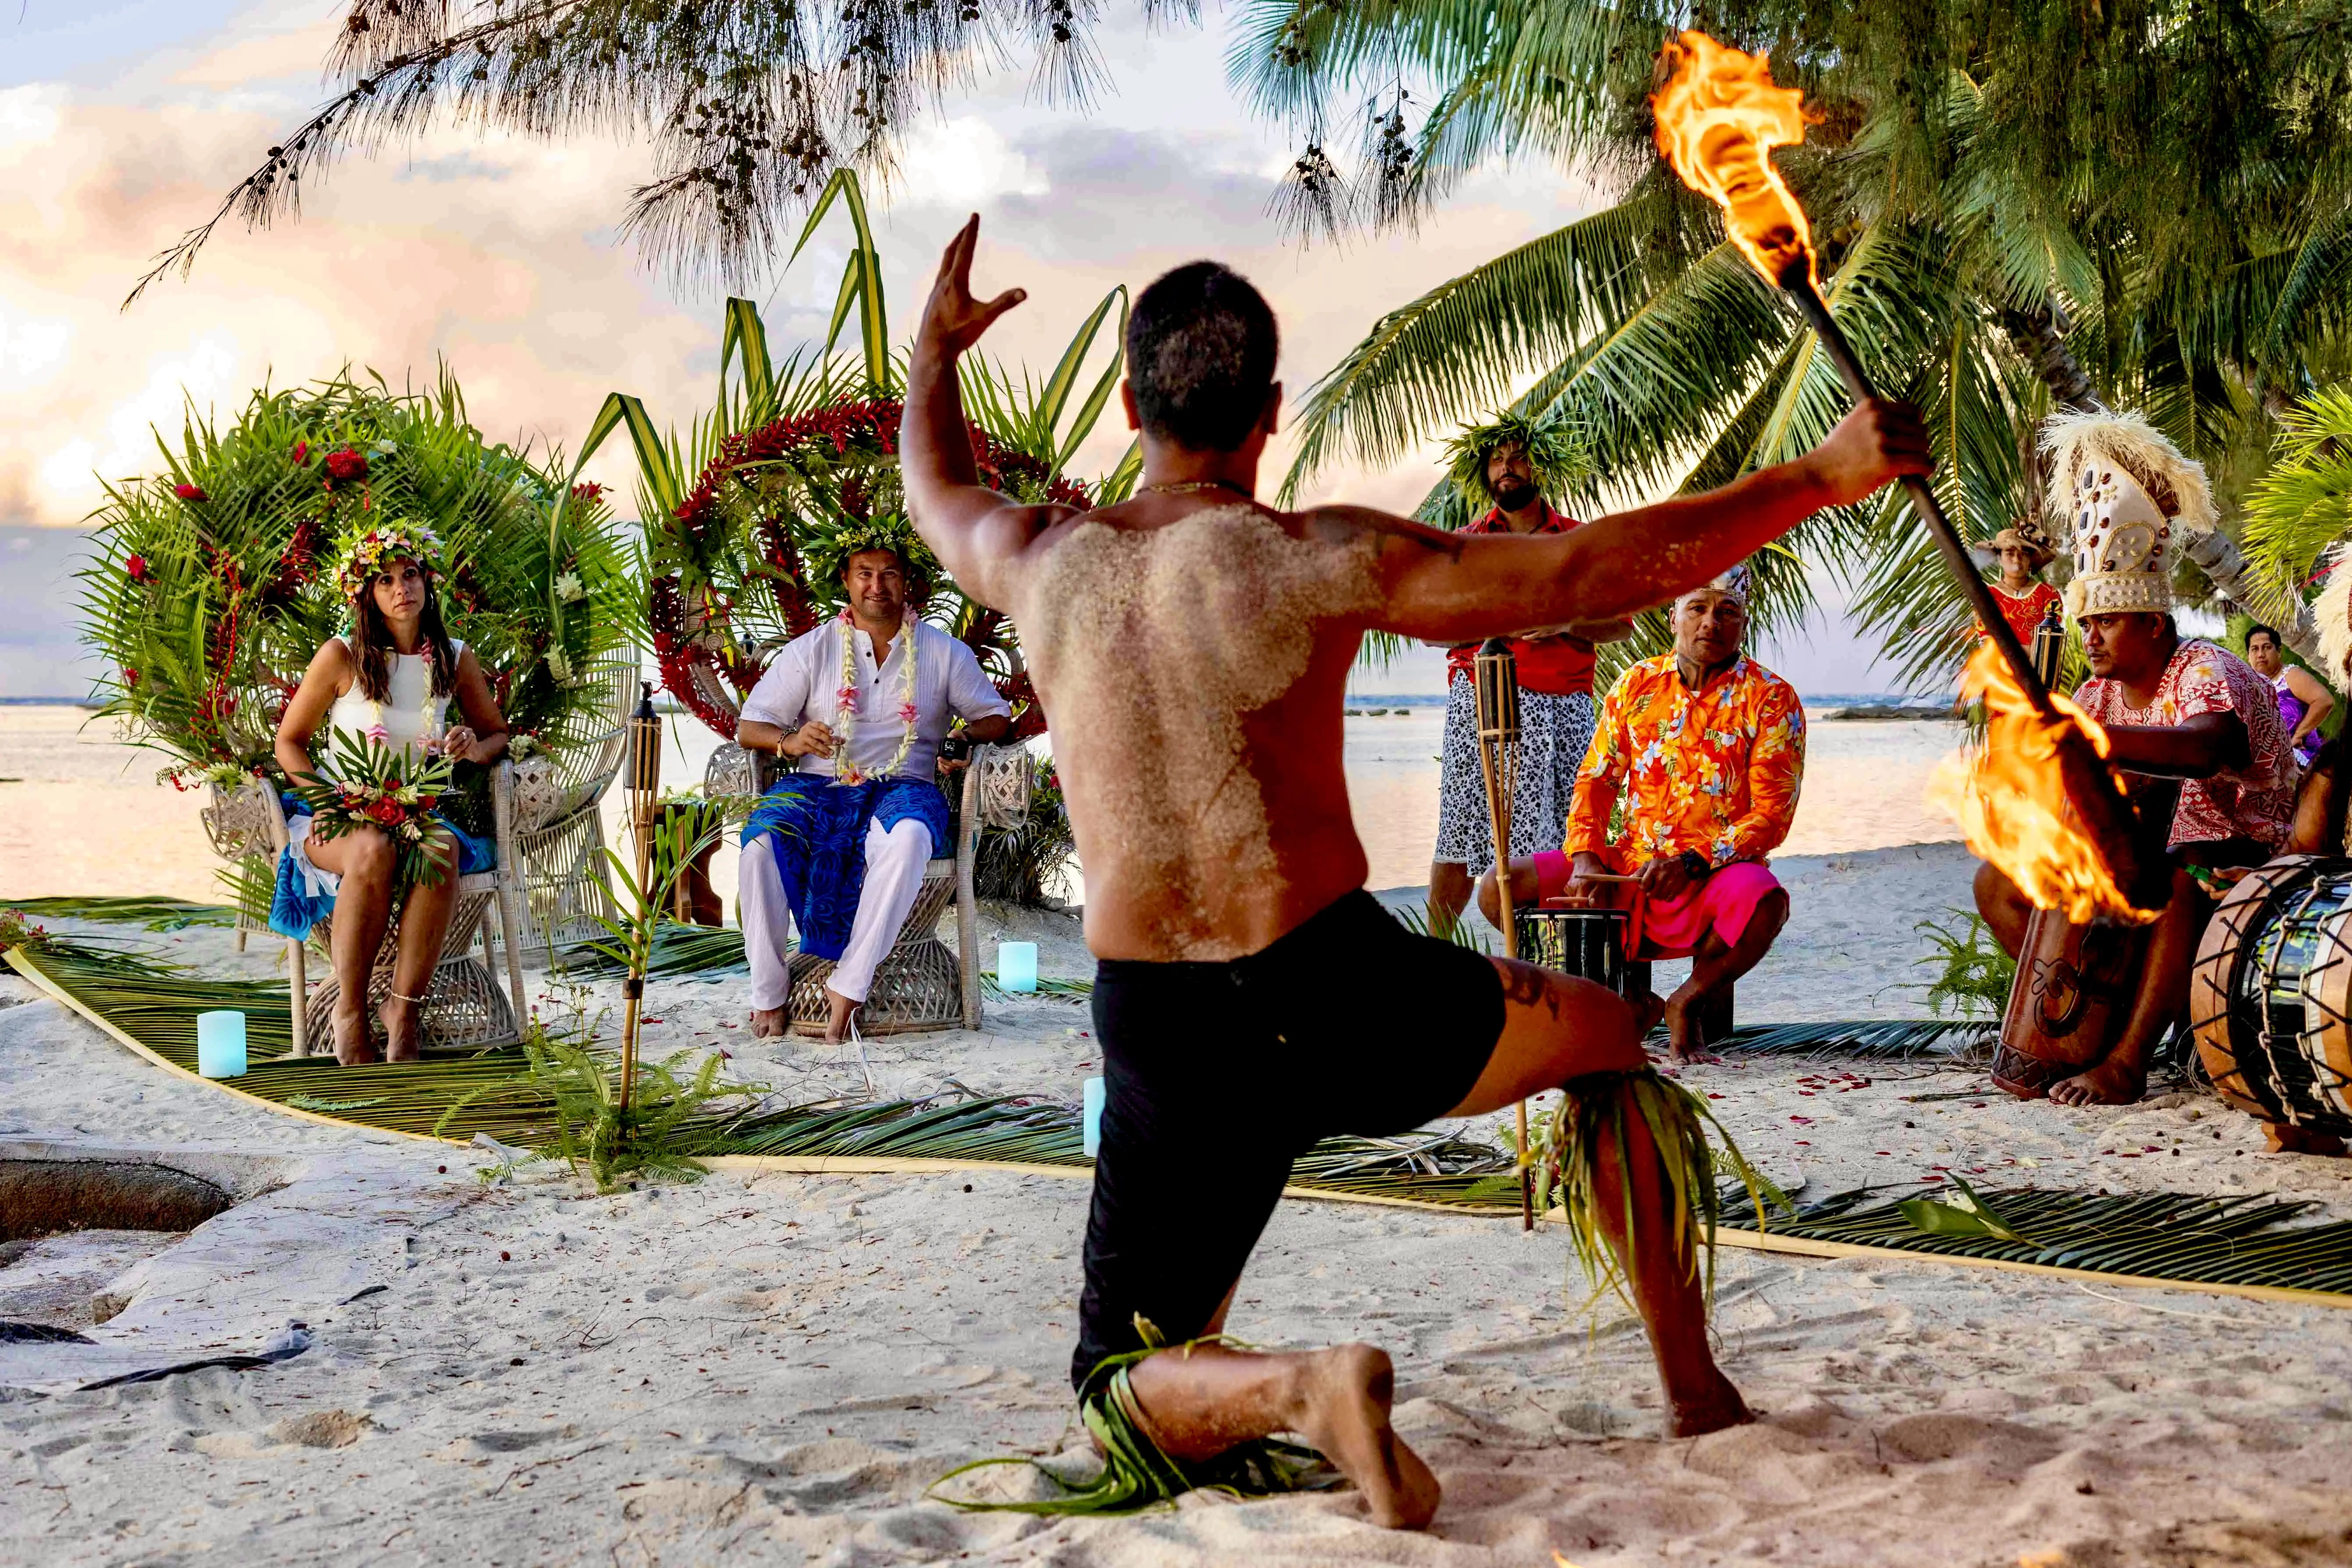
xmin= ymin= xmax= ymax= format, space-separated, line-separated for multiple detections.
xmin=271 ymin=521 xmax=511 ymax=1064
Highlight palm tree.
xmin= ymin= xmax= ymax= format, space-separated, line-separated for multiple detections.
xmin=127 ymin=0 xmax=1194 ymax=303
xmin=1233 ymin=0 xmax=2352 ymax=687
xmin=568 ymin=171 xmax=1135 ymax=738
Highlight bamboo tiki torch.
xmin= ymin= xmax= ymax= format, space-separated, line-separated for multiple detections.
xmin=1472 ymin=637 xmax=1536 ymax=1231
xmin=1650 ymin=32 xmax=2157 ymax=912
xmin=620 ymin=681 xmax=662 ymax=1110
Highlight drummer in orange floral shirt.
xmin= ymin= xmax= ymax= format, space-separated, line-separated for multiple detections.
xmin=1477 ymin=562 xmax=1804 ymax=1061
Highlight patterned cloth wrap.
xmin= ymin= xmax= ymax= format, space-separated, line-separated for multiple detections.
xmin=1434 ymin=680 xmax=1598 ymax=874
xmin=269 ymin=794 xmax=495 ymax=942
xmin=740 ymin=774 xmax=951 ymax=962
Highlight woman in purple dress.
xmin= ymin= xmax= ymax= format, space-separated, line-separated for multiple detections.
xmin=2247 ymin=624 xmax=2335 ymax=770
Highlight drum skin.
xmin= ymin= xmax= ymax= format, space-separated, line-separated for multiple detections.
xmin=2189 ymin=855 xmax=2352 ymax=1136
xmin=1994 ymin=905 xmax=2153 ymax=1098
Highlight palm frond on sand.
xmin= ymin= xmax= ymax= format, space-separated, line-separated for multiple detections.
xmin=1708 ymin=1019 xmax=1997 ymax=1059
xmin=4 ymin=896 xmax=240 ymax=932
xmin=1721 ymin=1182 xmax=2352 ymax=1295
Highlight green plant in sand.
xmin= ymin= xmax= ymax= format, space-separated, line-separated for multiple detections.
xmin=1910 ymin=911 xmax=2018 ymax=1019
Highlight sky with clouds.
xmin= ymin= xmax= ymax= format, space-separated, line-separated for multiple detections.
xmin=0 ymin=0 xmax=1909 ymax=698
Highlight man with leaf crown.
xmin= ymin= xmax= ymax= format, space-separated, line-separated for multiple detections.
xmin=1973 ymin=411 xmax=2293 ymax=1107
xmin=735 ymin=516 xmax=1013 ymax=1044
xmin=1424 ymin=412 xmax=1631 ymax=938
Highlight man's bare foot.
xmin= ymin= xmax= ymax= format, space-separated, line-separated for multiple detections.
xmin=377 ymin=994 xmax=422 ymax=1063
xmin=823 ymin=988 xmax=858 ymax=1047
xmin=2265 ymin=1122 xmax=2348 ymax=1156
xmin=1667 ymin=1368 xmax=1753 ymax=1437
xmin=2049 ymin=1054 xmax=2145 ymax=1107
xmin=1285 ymin=1344 xmax=1441 ymax=1530
xmin=332 ymin=1004 xmax=376 ymax=1067
xmin=1660 ymin=991 xmax=1721 ymax=1064
xmin=750 ymin=1007 xmax=789 ymax=1039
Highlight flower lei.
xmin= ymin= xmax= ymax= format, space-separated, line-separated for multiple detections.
xmin=833 ymin=610 xmax=919 ymax=787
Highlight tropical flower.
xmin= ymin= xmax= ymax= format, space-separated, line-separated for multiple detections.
xmin=174 ymin=483 xmax=208 ymax=502
xmin=570 ymin=481 xmax=603 ymax=503
xmin=324 ymin=447 xmax=368 ymax=483
xmin=365 ymin=722 xmax=390 ymax=743
xmin=546 ymin=646 xmax=574 ymax=681
xmin=125 ymin=554 xmax=151 ymax=583
xmin=122 ymin=667 xmax=140 ymax=687
xmin=897 ymin=700 xmax=919 ymax=724
xmin=291 ymin=440 xmax=309 ymax=464
xmin=553 ymin=571 xmax=584 ymax=603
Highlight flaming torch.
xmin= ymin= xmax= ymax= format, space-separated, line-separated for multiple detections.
xmin=1650 ymin=33 xmax=2159 ymax=919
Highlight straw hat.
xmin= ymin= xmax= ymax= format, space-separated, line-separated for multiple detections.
xmin=1976 ymin=524 xmax=2057 ymax=572
xmin=2044 ymin=410 xmax=2216 ymax=620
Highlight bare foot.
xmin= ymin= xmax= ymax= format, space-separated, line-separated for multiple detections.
xmin=1667 ymin=1368 xmax=1753 ymax=1437
xmin=377 ymin=994 xmax=422 ymax=1063
xmin=823 ymin=988 xmax=858 ymax=1047
xmin=1286 ymin=1344 xmax=1441 ymax=1531
xmin=2265 ymin=1122 xmax=2348 ymax=1156
xmin=332 ymin=1004 xmax=377 ymax=1067
xmin=2049 ymin=1054 xmax=2145 ymax=1107
xmin=750 ymin=1007 xmax=789 ymax=1039
xmin=1660 ymin=991 xmax=1721 ymax=1064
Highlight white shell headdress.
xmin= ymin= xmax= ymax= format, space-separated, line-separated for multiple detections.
xmin=2043 ymin=410 xmax=2215 ymax=620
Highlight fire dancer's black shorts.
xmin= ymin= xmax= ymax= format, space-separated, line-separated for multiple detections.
xmin=1072 ymin=890 xmax=1506 ymax=1388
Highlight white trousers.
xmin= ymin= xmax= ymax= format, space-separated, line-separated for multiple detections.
xmin=738 ymin=818 xmax=934 ymax=1011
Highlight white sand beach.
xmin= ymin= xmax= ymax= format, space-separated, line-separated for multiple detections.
xmin=7 ymin=838 xmax=2352 ymax=1566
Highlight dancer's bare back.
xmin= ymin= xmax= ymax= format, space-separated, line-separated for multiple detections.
xmin=900 ymin=217 xmax=1932 ymax=962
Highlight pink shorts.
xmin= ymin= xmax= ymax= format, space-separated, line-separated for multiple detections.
xmin=1529 ymin=853 xmax=1783 ymax=959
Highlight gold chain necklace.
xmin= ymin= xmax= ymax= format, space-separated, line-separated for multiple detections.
xmin=1141 ymin=479 xmax=1254 ymax=500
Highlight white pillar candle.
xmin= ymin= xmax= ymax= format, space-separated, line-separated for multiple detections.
xmin=996 ymin=940 xmax=1038 ymax=993
xmin=1082 ymin=1075 xmax=1105 ymax=1159
xmin=196 ymin=1010 xmax=247 ymax=1078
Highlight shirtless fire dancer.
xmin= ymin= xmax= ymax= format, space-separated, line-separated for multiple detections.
xmin=900 ymin=218 xmax=1931 ymax=1529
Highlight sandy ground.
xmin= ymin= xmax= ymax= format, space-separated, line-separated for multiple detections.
xmin=8 ymin=846 xmax=2352 ymax=1565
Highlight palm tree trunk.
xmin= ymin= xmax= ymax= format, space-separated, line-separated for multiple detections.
xmin=1999 ymin=305 xmax=2099 ymax=413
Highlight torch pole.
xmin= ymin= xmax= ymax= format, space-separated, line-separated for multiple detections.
xmin=1779 ymin=272 xmax=2058 ymax=720
xmin=1472 ymin=638 xmax=1535 ymax=1232
xmin=620 ymin=681 xmax=662 ymax=1113
xmin=1781 ymin=270 xmax=2160 ymax=911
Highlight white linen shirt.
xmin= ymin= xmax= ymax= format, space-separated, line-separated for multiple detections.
xmin=739 ymin=617 xmax=1011 ymax=781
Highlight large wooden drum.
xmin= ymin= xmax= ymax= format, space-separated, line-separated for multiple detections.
xmin=1994 ymin=906 xmax=2153 ymax=1097
xmin=2189 ymin=855 xmax=2352 ymax=1137
xmin=1517 ymin=907 xmax=1643 ymax=997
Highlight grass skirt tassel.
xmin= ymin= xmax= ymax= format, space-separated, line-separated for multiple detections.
xmin=1548 ymin=1067 xmax=1783 ymax=1306
xmin=929 ymin=1325 xmax=1337 ymax=1515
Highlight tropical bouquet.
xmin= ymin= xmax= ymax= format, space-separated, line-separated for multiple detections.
xmin=290 ymin=732 xmax=458 ymax=891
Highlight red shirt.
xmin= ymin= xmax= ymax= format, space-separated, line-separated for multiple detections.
xmin=1443 ymin=502 xmax=1598 ymax=697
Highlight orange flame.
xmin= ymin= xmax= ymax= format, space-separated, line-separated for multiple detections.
xmin=1927 ymin=643 xmax=2157 ymax=927
xmin=1650 ymin=32 xmax=1817 ymax=288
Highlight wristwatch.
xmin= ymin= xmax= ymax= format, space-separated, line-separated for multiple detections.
xmin=1677 ymin=849 xmax=1711 ymax=882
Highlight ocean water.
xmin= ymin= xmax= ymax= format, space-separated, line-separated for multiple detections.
xmin=0 ymin=702 xmax=1965 ymax=906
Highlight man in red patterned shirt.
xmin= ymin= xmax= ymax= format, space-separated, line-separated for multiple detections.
xmin=1426 ymin=415 xmax=1630 ymax=937
xmin=1974 ymin=412 xmax=2292 ymax=1106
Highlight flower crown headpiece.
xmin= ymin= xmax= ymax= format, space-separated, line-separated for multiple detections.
xmin=804 ymin=514 xmax=940 ymax=605
xmin=335 ymin=518 xmax=446 ymax=602
xmin=1444 ymin=411 xmax=1594 ymax=515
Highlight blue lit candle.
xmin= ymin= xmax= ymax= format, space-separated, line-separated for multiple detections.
xmin=196 ymin=1011 xmax=247 ymax=1078
xmin=997 ymin=941 xmax=1038 ymax=993
xmin=1082 ymin=1075 xmax=1105 ymax=1159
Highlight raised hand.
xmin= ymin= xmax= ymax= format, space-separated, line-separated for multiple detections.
xmin=1802 ymin=397 xmax=1934 ymax=508
xmin=915 ymin=214 xmax=1027 ymax=360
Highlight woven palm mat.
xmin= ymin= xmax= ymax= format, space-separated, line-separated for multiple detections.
xmin=15 ymin=944 xmax=2352 ymax=1305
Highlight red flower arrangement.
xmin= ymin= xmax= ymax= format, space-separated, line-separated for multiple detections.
xmin=125 ymin=554 xmax=151 ymax=583
xmin=174 ymin=483 xmax=208 ymax=502
xmin=647 ymin=396 xmax=1077 ymax=739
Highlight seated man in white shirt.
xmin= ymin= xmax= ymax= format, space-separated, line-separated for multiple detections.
xmin=734 ymin=524 xmax=1013 ymax=1043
